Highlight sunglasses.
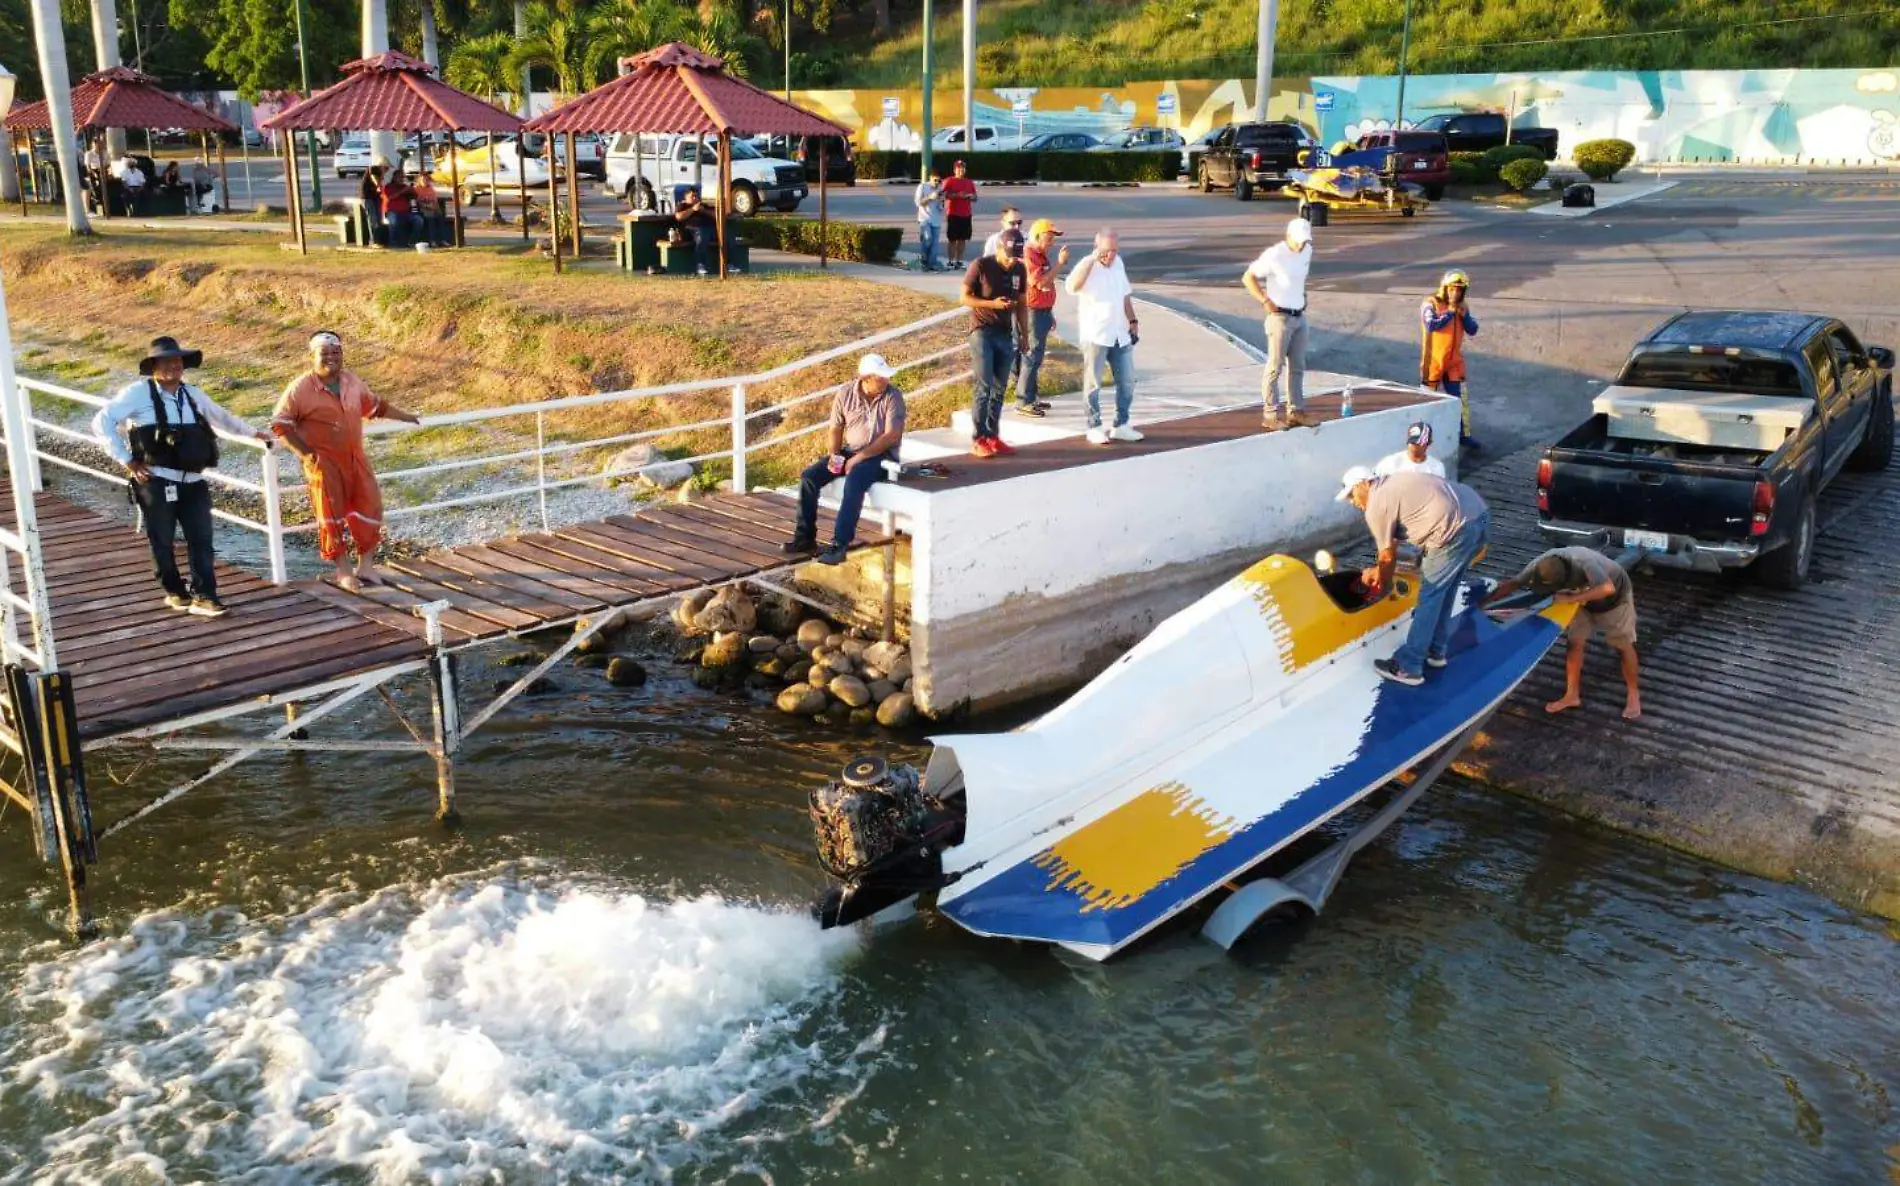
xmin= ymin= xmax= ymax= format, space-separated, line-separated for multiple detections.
xmin=1006 ymin=219 xmax=1024 ymax=226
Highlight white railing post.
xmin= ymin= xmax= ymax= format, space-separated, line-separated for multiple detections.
xmin=260 ymin=442 xmax=288 ymax=585
xmin=730 ymin=383 xmax=747 ymax=494
xmin=535 ymin=409 xmax=550 ymax=533
xmin=22 ymin=401 xmax=43 ymax=493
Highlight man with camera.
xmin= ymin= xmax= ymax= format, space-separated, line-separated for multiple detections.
xmin=1065 ymin=226 xmax=1142 ymax=446
xmin=91 ymin=336 xmax=273 ymax=617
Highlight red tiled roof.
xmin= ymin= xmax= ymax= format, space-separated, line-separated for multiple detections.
xmin=260 ymin=52 xmax=523 ymax=133
xmin=3 ymin=67 xmax=236 ymax=133
xmin=525 ymin=42 xmax=847 ymax=137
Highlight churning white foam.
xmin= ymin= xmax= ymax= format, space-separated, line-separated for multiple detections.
xmin=0 ymin=867 xmax=881 ymax=1183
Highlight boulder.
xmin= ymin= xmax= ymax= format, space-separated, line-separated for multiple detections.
xmin=604 ymin=443 xmax=661 ymax=484
xmin=700 ymin=631 xmax=748 ymax=669
xmin=754 ymin=656 xmax=785 ymax=678
xmin=883 ymin=654 xmax=913 ymax=685
xmin=784 ymin=658 xmax=813 ymax=684
xmin=636 ymin=459 xmax=696 ymax=489
xmin=675 ymin=484 xmax=706 ymax=505
xmin=868 ymin=679 xmax=897 ymax=704
xmin=757 ymin=593 xmax=802 ymax=638
xmin=747 ymin=634 xmax=782 ymax=654
xmin=863 ymin=641 xmax=907 ymax=672
xmin=795 ymin=619 xmax=831 ymax=652
xmin=829 ymin=674 xmax=872 ymax=708
xmin=696 ymin=586 xmax=757 ymax=635
xmin=822 ymin=651 xmax=857 ymax=677
xmin=849 ymin=708 xmax=877 ymax=727
xmin=902 ymin=677 xmax=913 ymax=694
xmin=493 ymin=677 xmax=556 ymax=697
xmin=573 ymin=615 xmax=622 ymax=655
xmin=690 ymin=665 xmax=726 ymax=690
xmin=774 ymin=643 xmax=803 ymax=664
xmin=808 ymin=665 xmax=832 ymax=688
xmin=812 ymin=711 xmax=835 ymax=726
xmin=875 ymin=692 xmax=916 ymax=728
xmin=777 ymin=685 xmax=828 ymax=716
xmin=496 ymin=650 xmax=546 ymax=668
xmin=840 ymin=638 xmax=869 ymax=660
xmin=574 ymin=653 xmax=612 ymax=670
xmin=744 ymin=672 xmax=776 ymax=692
xmin=673 ymin=588 xmax=717 ymax=636
xmin=825 ymin=633 xmax=845 ymax=650
xmin=605 ymin=657 xmax=647 ymax=687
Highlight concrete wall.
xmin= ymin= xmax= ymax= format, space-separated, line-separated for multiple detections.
xmin=892 ymin=395 xmax=1462 ymax=716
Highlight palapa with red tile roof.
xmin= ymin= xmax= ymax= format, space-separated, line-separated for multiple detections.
xmin=523 ymin=43 xmax=847 ymax=138
xmin=3 ymin=67 xmax=236 ymax=133
xmin=258 ymin=52 xmax=524 ymax=133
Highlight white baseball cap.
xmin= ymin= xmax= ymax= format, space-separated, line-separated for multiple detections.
xmin=857 ymin=353 xmax=897 ymax=379
xmin=1286 ymin=217 xmax=1313 ymax=246
xmin=1335 ymin=464 xmax=1377 ymax=501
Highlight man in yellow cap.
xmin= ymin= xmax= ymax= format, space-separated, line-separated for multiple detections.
xmin=1016 ymin=217 xmax=1071 ymax=417
xmin=1420 ymin=269 xmax=1481 ymax=449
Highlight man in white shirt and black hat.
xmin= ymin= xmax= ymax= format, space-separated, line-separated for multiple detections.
xmin=92 ymin=335 xmax=272 ymax=616
xmin=1243 ymin=216 xmax=1316 ymax=431
xmin=1374 ymin=421 xmax=1446 ymax=478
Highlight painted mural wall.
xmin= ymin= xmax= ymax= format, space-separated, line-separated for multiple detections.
xmin=793 ymin=67 xmax=1900 ymax=164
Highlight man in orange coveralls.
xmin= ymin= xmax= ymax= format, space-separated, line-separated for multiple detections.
xmin=272 ymin=331 xmax=422 ymax=590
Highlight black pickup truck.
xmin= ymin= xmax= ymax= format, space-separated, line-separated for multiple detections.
xmin=1195 ymin=122 xmax=1316 ymax=199
xmin=1538 ymin=311 xmax=1895 ymax=588
xmin=1413 ymin=112 xmax=1559 ymax=160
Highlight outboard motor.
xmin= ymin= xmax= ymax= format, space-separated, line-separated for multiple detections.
xmin=810 ymin=754 xmax=962 ymax=929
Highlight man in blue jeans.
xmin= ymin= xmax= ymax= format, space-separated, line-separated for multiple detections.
xmin=1338 ymin=465 xmax=1490 ymax=685
xmin=958 ymin=228 xmax=1029 ymax=458
xmin=1065 ymin=226 xmax=1142 ymax=445
xmin=1015 ymin=218 xmax=1068 ymax=417
xmin=785 ymin=354 xmax=907 ymax=565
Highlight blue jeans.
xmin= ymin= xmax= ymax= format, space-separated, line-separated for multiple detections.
xmin=797 ymin=455 xmax=888 ymax=546
xmin=1021 ymin=308 xmax=1056 ymax=405
xmin=969 ymin=329 xmax=1015 ymax=440
xmin=384 ymin=212 xmax=424 ymax=248
xmin=1393 ymin=510 xmax=1490 ymax=674
xmin=1082 ymin=340 xmax=1136 ymax=429
xmin=918 ymin=222 xmax=941 ymax=271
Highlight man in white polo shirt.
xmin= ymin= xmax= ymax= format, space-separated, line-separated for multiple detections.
xmin=1065 ymin=225 xmax=1142 ymax=446
xmin=1242 ymin=217 xmax=1315 ymax=431
xmin=1374 ymin=421 xmax=1446 ymax=477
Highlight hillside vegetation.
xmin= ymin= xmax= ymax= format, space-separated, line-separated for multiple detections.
xmin=810 ymin=0 xmax=1900 ymax=87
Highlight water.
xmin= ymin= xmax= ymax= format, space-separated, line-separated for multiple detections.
xmin=2 ymin=654 xmax=1897 ymax=1183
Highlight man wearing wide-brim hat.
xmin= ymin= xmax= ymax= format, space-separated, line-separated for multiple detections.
xmin=91 ymin=336 xmax=273 ymax=616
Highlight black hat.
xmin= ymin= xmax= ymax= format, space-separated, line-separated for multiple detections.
xmin=1526 ymin=553 xmax=1582 ymax=594
xmin=138 ymin=335 xmax=202 ymax=376
xmin=999 ymin=228 xmax=1026 ymax=253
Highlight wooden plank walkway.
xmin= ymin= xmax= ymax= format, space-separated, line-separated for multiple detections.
xmin=0 ymin=485 xmax=882 ymax=741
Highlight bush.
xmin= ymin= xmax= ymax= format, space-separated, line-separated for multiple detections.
xmin=1447 ymin=158 xmax=1488 ymax=187
xmin=855 ymin=150 xmax=913 ymax=180
xmin=731 ymin=216 xmax=904 ymax=264
xmin=1036 ymin=150 xmax=1181 ymax=182
xmin=842 ymin=149 xmax=1180 ymax=184
xmin=1481 ymin=143 xmax=1545 ymax=174
xmin=1574 ymin=138 xmax=1638 ymax=181
xmin=1499 ymin=157 xmax=1549 ymax=193
xmin=1449 ymin=150 xmax=1496 ymax=182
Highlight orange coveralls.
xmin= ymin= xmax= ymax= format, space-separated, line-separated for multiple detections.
xmin=272 ymin=371 xmax=388 ymax=562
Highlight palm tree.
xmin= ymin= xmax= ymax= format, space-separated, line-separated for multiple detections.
xmin=444 ymin=29 xmax=515 ymax=220
xmin=508 ymin=0 xmax=593 ymax=97
xmin=690 ymin=4 xmax=762 ymax=76
xmin=582 ymin=0 xmax=694 ymax=82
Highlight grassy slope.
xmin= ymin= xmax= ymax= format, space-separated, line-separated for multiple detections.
xmin=824 ymin=0 xmax=1900 ymax=88
xmin=0 ymin=225 xmax=969 ymax=494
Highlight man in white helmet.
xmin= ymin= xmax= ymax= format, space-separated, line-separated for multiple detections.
xmin=1421 ymin=269 xmax=1481 ymax=449
xmin=1243 ymin=217 xmax=1316 ymax=431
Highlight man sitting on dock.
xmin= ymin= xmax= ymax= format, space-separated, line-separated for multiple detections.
xmin=1337 ymin=466 xmax=1489 ymax=687
xmin=785 ymin=354 xmax=906 ymax=566
xmin=1374 ymin=421 xmax=1446 ymax=477
xmin=271 ymin=331 xmax=423 ymax=591
xmin=1486 ymin=548 xmax=1642 ymax=720
xmin=92 ymin=336 xmax=274 ymax=617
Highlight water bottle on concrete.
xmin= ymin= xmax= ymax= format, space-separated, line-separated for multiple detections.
xmin=1340 ymin=386 xmax=1355 ymax=417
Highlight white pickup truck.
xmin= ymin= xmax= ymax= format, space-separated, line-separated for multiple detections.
xmin=603 ymin=133 xmax=808 ymax=216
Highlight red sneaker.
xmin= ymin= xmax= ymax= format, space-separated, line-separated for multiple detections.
xmin=970 ymin=437 xmax=998 ymax=458
xmin=988 ymin=437 xmax=1018 ymax=457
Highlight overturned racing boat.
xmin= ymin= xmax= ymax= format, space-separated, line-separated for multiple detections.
xmin=809 ymin=554 xmax=1575 ymax=960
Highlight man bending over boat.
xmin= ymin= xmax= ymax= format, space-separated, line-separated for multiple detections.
xmin=1337 ymin=467 xmax=1490 ymax=686
xmin=1486 ymin=548 xmax=1642 ymax=720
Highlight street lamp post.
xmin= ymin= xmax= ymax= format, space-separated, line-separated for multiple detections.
xmin=1394 ymin=0 xmax=1413 ymax=130
xmin=1254 ymin=0 xmax=1277 ymax=123
xmin=293 ymin=0 xmax=322 ymax=211
xmin=920 ymin=0 xmax=934 ymax=175
xmin=784 ymin=0 xmax=791 ymax=101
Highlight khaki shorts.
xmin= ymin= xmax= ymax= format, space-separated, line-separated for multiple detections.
xmin=1567 ymin=596 xmax=1637 ymax=646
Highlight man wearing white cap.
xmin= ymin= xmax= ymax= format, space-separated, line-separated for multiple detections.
xmin=785 ymin=354 xmax=907 ymax=565
xmin=1374 ymin=421 xmax=1446 ymax=478
xmin=1337 ymin=467 xmax=1489 ymax=686
xmin=1243 ymin=217 xmax=1316 ymax=430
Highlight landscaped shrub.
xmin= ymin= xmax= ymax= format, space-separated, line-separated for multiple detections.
xmin=1499 ymin=157 xmax=1550 ymax=193
xmin=1573 ymin=138 xmax=1638 ymax=181
xmin=732 ymin=216 xmax=904 ymax=263
xmin=855 ymin=150 xmax=913 ymax=180
xmin=1481 ymin=143 xmax=1545 ymax=175
xmin=838 ymin=149 xmax=1180 ymax=184
xmin=1036 ymin=150 xmax=1182 ymax=182
xmin=1450 ymin=150 xmax=1495 ymax=182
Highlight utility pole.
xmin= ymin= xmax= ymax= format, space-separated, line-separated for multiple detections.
xmin=919 ymin=0 xmax=934 ymax=174
xmin=1394 ymin=0 xmax=1413 ymax=129
xmin=420 ymin=0 xmax=439 ymax=68
xmin=514 ymin=1 xmax=531 ymax=115
xmin=960 ymin=0 xmax=974 ymax=155
xmin=1253 ymin=0 xmax=1277 ymax=123
xmin=293 ymin=0 xmax=322 ymax=212
xmin=88 ymin=0 xmax=128 ymax=156
xmin=28 ymin=0 xmax=91 ymax=234
xmin=784 ymin=0 xmax=791 ymax=101
xmin=363 ymin=0 xmax=396 ymax=165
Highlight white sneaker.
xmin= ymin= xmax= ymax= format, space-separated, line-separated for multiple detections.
xmin=1085 ymin=427 xmax=1111 ymax=445
xmin=1108 ymin=424 xmax=1145 ymax=442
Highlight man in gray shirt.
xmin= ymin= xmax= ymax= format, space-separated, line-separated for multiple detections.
xmin=786 ymin=353 xmax=907 ymax=565
xmin=1337 ymin=466 xmax=1490 ymax=685
xmin=1486 ymin=547 xmax=1641 ymax=719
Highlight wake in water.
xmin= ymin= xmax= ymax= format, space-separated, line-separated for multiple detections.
xmin=0 ymin=865 xmax=883 ymax=1184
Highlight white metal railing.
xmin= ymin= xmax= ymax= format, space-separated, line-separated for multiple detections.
xmin=7 ymin=308 xmax=971 ymax=585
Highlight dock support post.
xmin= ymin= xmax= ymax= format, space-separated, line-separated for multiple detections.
xmin=730 ymin=383 xmax=748 ymax=493
xmin=417 ymin=601 xmax=459 ymax=826
xmin=14 ymin=669 xmax=97 ymax=938
xmin=879 ymin=510 xmax=897 ymax=644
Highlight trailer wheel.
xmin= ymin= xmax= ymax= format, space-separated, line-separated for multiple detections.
xmin=1846 ymin=379 xmax=1895 ymax=471
xmin=1757 ymin=495 xmax=1814 ymax=590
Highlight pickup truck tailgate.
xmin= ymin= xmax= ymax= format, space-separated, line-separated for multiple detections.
xmin=1546 ymin=453 xmax=1759 ymax=540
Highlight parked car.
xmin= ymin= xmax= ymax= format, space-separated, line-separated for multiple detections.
xmin=332 ymin=135 xmax=375 ymax=178
xmin=1538 ymin=311 xmax=1895 ymax=589
xmin=1413 ymin=112 xmax=1559 ymax=160
xmin=571 ymin=133 xmax=606 ymax=180
xmin=428 ymin=136 xmax=559 ymax=201
xmin=605 ymin=133 xmax=807 ymax=215
xmin=1352 ymin=129 xmax=1451 ymax=199
xmin=929 ymin=124 xmax=1023 ymax=153
xmin=752 ymin=134 xmax=856 ymax=186
xmin=1021 ymin=131 xmax=1103 ymax=152
xmin=1094 ymin=126 xmax=1184 ymax=152
xmin=1195 ymin=122 xmax=1312 ymax=199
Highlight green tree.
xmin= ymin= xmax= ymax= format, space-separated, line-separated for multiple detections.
xmin=581 ymin=0 xmax=694 ymax=81
xmin=444 ymin=28 xmax=516 ymax=99
xmin=507 ymin=0 xmax=591 ymax=95
xmin=168 ymin=0 xmax=358 ymax=98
